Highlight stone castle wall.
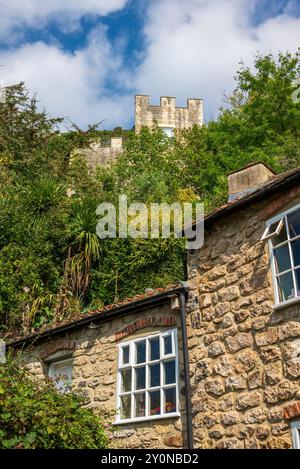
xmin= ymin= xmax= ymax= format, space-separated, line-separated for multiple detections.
xmin=74 ymin=137 xmax=123 ymax=171
xmin=24 ymin=303 xmax=186 ymax=449
xmin=134 ymin=95 xmax=203 ymax=134
xmin=186 ymin=186 xmax=300 ymax=449
xmin=75 ymin=95 xmax=203 ymax=171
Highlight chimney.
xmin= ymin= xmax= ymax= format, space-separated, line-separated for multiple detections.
xmin=227 ymin=162 xmax=276 ymax=202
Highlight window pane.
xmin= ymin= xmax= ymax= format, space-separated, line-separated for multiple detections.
xmin=292 ymin=239 xmax=300 ymax=267
xmin=120 ymin=395 xmax=131 ymax=420
xmin=274 ymin=245 xmax=291 ymax=273
xmin=49 ymin=360 xmax=73 ymax=392
xmin=149 ymin=363 xmax=160 ymax=388
xmin=295 ymin=269 xmax=300 ymax=297
xmin=134 ymin=393 xmax=145 ymax=418
xmin=149 ymin=337 xmax=160 ymax=361
xmin=164 ymin=360 xmax=176 ymax=385
xmin=270 ymin=221 xmax=287 ymax=246
xmin=277 ymin=272 xmax=295 ymax=302
xmin=121 ymin=369 xmax=131 ymax=392
xmin=122 ymin=345 xmax=130 ymax=365
xmin=164 ymin=388 xmax=177 ymax=414
xmin=136 ymin=341 xmax=146 ymax=364
xmin=149 ymin=390 xmax=161 ymax=415
xmin=135 ymin=366 xmax=146 ymax=390
xmin=163 ymin=334 xmax=173 ymax=355
xmin=287 ymin=209 xmax=300 ymax=238
xmin=162 ymin=127 xmax=173 ymax=138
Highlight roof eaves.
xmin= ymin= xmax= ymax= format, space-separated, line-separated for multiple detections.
xmin=8 ymin=286 xmax=188 ymax=349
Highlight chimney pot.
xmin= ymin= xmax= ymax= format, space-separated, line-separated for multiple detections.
xmin=228 ymin=162 xmax=276 ymax=202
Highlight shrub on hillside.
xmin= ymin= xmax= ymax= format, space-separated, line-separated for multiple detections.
xmin=0 ymin=356 xmax=108 ymax=449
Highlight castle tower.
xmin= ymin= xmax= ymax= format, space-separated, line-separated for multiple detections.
xmin=134 ymin=95 xmax=204 ymax=135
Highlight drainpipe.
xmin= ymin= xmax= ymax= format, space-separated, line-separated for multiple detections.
xmin=179 ymin=289 xmax=194 ymax=449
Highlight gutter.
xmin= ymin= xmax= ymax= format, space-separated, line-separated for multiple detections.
xmin=179 ymin=289 xmax=194 ymax=449
xmin=8 ymin=285 xmax=194 ymax=449
xmin=8 ymin=287 xmax=188 ymax=348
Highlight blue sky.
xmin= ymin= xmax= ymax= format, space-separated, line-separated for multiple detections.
xmin=0 ymin=0 xmax=299 ymax=129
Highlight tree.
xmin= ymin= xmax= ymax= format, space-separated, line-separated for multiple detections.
xmin=1 ymin=50 xmax=300 ymax=333
xmin=0 ymin=356 xmax=108 ymax=449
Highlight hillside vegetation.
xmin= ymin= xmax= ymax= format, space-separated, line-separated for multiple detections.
xmin=0 ymin=51 xmax=299 ymax=335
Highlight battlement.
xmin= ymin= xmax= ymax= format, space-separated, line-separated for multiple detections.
xmin=74 ymin=93 xmax=204 ymax=171
xmin=134 ymin=95 xmax=203 ymax=134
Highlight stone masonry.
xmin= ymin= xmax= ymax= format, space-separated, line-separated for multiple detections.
xmin=134 ymin=95 xmax=203 ymax=134
xmin=73 ymin=137 xmax=123 ymax=171
xmin=75 ymin=94 xmax=203 ymax=172
xmin=186 ymin=187 xmax=300 ymax=449
xmin=24 ymin=303 xmax=186 ymax=449
xmin=15 ymin=164 xmax=300 ymax=449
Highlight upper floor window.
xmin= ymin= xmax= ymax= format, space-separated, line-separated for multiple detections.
xmin=116 ymin=329 xmax=179 ymax=424
xmin=291 ymin=421 xmax=300 ymax=449
xmin=262 ymin=204 xmax=300 ymax=305
xmin=162 ymin=127 xmax=174 ymax=138
xmin=48 ymin=357 xmax=73 ymax=392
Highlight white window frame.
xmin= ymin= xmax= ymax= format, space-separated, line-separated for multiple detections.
xmin=48 ymin=357 xmax=73 ymax=392
xmin=291 ymin=421 xmax=300 ymax=449
xmin=264 ymin=202 xmax=300 ymax=309
xmin=114 ymin=328 xmax=180 ymax=425
xmin=161 ymin=127 xmax=174 ymax=138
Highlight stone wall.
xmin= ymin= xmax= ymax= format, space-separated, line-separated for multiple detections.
xmin=73 ymin=137 xmax=123 ymax=172
xmin=24 ymin=303 xmax=186 ymax=449
xmin=186 ymin=187 xmax=300 ymax=449
xmin=134 ymin=96 xmax=203 ymax=134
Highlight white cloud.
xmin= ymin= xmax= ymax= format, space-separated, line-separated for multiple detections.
xmin=0 ymin=27 xmax=132 ymax=129
xmin=0 ymin=0 xmax=128 ymax=41
xmin=0 ymin=0 xmax=300 ymax=129
xmin=134 ymin=0 xmax=300 ymax=120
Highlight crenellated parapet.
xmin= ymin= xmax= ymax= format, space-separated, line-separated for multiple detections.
xmin=134 ymin=95 xmax=203 ymax=135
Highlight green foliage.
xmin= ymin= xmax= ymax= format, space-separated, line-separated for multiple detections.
xmin=0 ymin=356 xmax=108 ymax=449
xmin=176 ymin=50 xmax=300 ymax=210
xmin=0 ymin=50 xmax=300 ymax=332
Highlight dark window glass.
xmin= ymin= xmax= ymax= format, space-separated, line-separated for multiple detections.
xmin=122 ymin=345 xmax=130 ymax=365
xmin=274 ymin=245 xmax=291 ymax=273
xmin=134 ymin=393 xmax=145 ymax=418
xmin=136 ymin=341 xmax=146 ymax=364
xmin=164 ymin=360 xmax=176 ymax=385
xmin=295 ymin=269 xmax=300 ymax=297
xmin=149 ymin=337 xmax=160 ymax=361
xmin=149 ymin=390 xmax=161 ymax=415
xmin=287 ymin=209 xmax=300 ymax=238
xmin=149 ymin=363 xmax=160 ymax=388
xmin=164 ymin=388 xmax=176 ymax=414
xmin=120 ymin=395 xmax=131 ymax=420
xmin=163 ymin=334 xmax=172 ymax=355
xmin=277 ymin=272 xmax=294 ymax=302
xmin=135 ymin=366 xmax=146 ymax=390
xmin=121 ymin=369 xmax=131 ymax=392
xmin=292 ymin=239 xmax=300 ymax=267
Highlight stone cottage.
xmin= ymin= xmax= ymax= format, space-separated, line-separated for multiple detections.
xmin=9 ymin=162 xmax=300 ymax=449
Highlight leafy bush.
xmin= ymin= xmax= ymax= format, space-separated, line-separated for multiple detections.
xmin=0 ymin=357 xmax=108 ymax=449
xmin=1 ymin=51 xmax=300 ymax=331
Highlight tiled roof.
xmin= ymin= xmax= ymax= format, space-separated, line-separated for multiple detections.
xmin=7 ymin=283 xmax=184 ymax=346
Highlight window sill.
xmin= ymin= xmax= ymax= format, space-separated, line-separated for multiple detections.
xmin=113 ymin=412 xmax=180 ymax=426
xmin=273 ymin=297 xmax=300 ymax=311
